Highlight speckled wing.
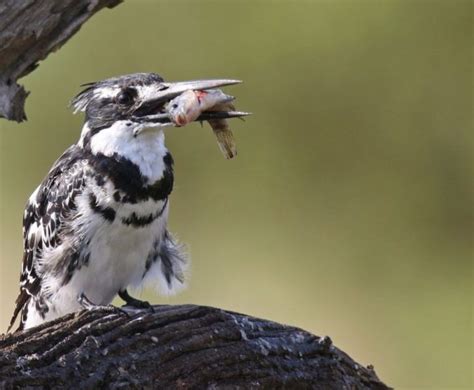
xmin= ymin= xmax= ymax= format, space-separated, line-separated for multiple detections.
xmin=8 ymin=145 xmax=87 ymax=331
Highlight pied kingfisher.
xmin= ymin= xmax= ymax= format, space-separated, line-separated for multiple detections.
xmin=9 ymin=73 xmax=242 ymax=331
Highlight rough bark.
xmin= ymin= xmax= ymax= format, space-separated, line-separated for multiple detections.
xmin=0 ymin=304 xmax=390 ymax=389
xmin=0 ymin=0 xmax=123 ymax=122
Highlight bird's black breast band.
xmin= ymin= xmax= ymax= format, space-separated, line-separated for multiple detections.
xmin=121 ymin=198 xmax=168 ymax=228
xmin=85 ymin=149 xmax=174 ymax=203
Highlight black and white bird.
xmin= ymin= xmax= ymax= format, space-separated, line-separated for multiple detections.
xmin=8 ymin=73 xmax=243 ymax=331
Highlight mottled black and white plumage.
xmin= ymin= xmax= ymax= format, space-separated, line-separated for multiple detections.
xmin=9 ymin=73 xmax=242 ymax=331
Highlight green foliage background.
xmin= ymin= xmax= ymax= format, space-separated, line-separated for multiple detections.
xmin=0 ymin=1 xmax=472 ymax=388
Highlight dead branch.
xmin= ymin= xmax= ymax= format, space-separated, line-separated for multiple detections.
xmin=0 ymin=0 xmax=123 ymax=122
xmin=0 ymin=304 xmax=390 ymax=389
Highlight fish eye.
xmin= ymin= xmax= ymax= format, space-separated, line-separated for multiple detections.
xmin=117 ymin=88 xmax=136 ymax=105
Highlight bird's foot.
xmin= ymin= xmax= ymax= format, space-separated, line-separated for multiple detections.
xmin=77 ymin=292 xmax=129 ymax=316
xmin=118 ymin=289 xmax=155 ymax=312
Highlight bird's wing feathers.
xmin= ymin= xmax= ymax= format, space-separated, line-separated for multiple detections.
xmin=9 ymin=145 xmax=86 ymax=331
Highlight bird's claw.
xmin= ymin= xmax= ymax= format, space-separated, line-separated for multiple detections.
xmin=120 ymin=304 xmax=155 ymax=315
xmin=118 ymin=290 xmax=155 ymax=313
xmin=77 ymin=292 xmax=130 ymax=317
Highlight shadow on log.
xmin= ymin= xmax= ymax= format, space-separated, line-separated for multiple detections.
xmin=0 ymin=0 xmax=123 ymax=122
xmin=0 ymin=304 xmax=390 ymax=389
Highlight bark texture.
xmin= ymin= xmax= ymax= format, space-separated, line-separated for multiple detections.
xmin=0 ymin=0 xmax=123 ymax=122
xmin=0 ymin=304 xmax=390 ymax=389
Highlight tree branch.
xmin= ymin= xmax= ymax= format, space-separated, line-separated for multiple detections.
xmin=0 ymin=304 xmax=390 ymax=389
xmin=0 ymin=0 xmax=123 ymax=122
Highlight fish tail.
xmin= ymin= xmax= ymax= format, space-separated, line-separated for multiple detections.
xmin=209 ymin=119 xmax=237 ymax=159
xmin=215 ymin=128 xmax=237 ymax=159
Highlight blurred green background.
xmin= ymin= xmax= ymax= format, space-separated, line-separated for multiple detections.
xmin=0 ymin=0 xmax=472 ymax=388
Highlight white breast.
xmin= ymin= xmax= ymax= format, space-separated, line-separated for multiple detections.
xmin=42 ymin=183 xmax=169 ymax=317
xmin=71 ymin=202 xmax=168 ymax=304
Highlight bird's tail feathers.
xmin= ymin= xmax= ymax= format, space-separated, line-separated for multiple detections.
xmin=7 ymin=290 xmax=29 ymax=332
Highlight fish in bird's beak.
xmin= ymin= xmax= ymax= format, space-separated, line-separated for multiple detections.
xmin=166 ymin=89 xmax=235 ymax=126
xmin=166 ymin=89 xmax=240 ymax=159
xmin=132 ymin=79 xmax=250 ymax=126
xmin=132 ymin=78 xmax=250 ymax=159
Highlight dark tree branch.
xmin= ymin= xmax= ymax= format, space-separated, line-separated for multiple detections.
xmin=0 ymin=0 xmax=123 ymax=122
xmin=0 ymin=305 xmax=390 ymax=389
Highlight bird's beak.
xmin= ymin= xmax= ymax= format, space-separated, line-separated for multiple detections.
xmin=158 ymin=79 xmax=242 ymax=101
xmin=132 ymin=79 xmax=250 ymax=127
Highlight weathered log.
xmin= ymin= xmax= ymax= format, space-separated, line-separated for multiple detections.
xmin=0 ymin=0 xmax=123 ymax=122
xmin=0 ymin=304 xmax=390 ymax=389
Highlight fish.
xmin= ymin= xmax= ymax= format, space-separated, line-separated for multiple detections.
xmin=166 ymin=89 xmax=238 ymax=159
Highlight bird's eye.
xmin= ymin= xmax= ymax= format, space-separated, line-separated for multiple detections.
xmin=117 ymin=88 xmax=136 ymax=105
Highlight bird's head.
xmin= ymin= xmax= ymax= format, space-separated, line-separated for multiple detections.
xmin=71 ymin=72 xmax=240 ymax=150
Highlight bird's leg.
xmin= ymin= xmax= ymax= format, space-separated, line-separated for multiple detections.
xmin=118 ymin=289 xmax=153 ymax=311
xmin=77 ymin=292 xmax=128 ymax=316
